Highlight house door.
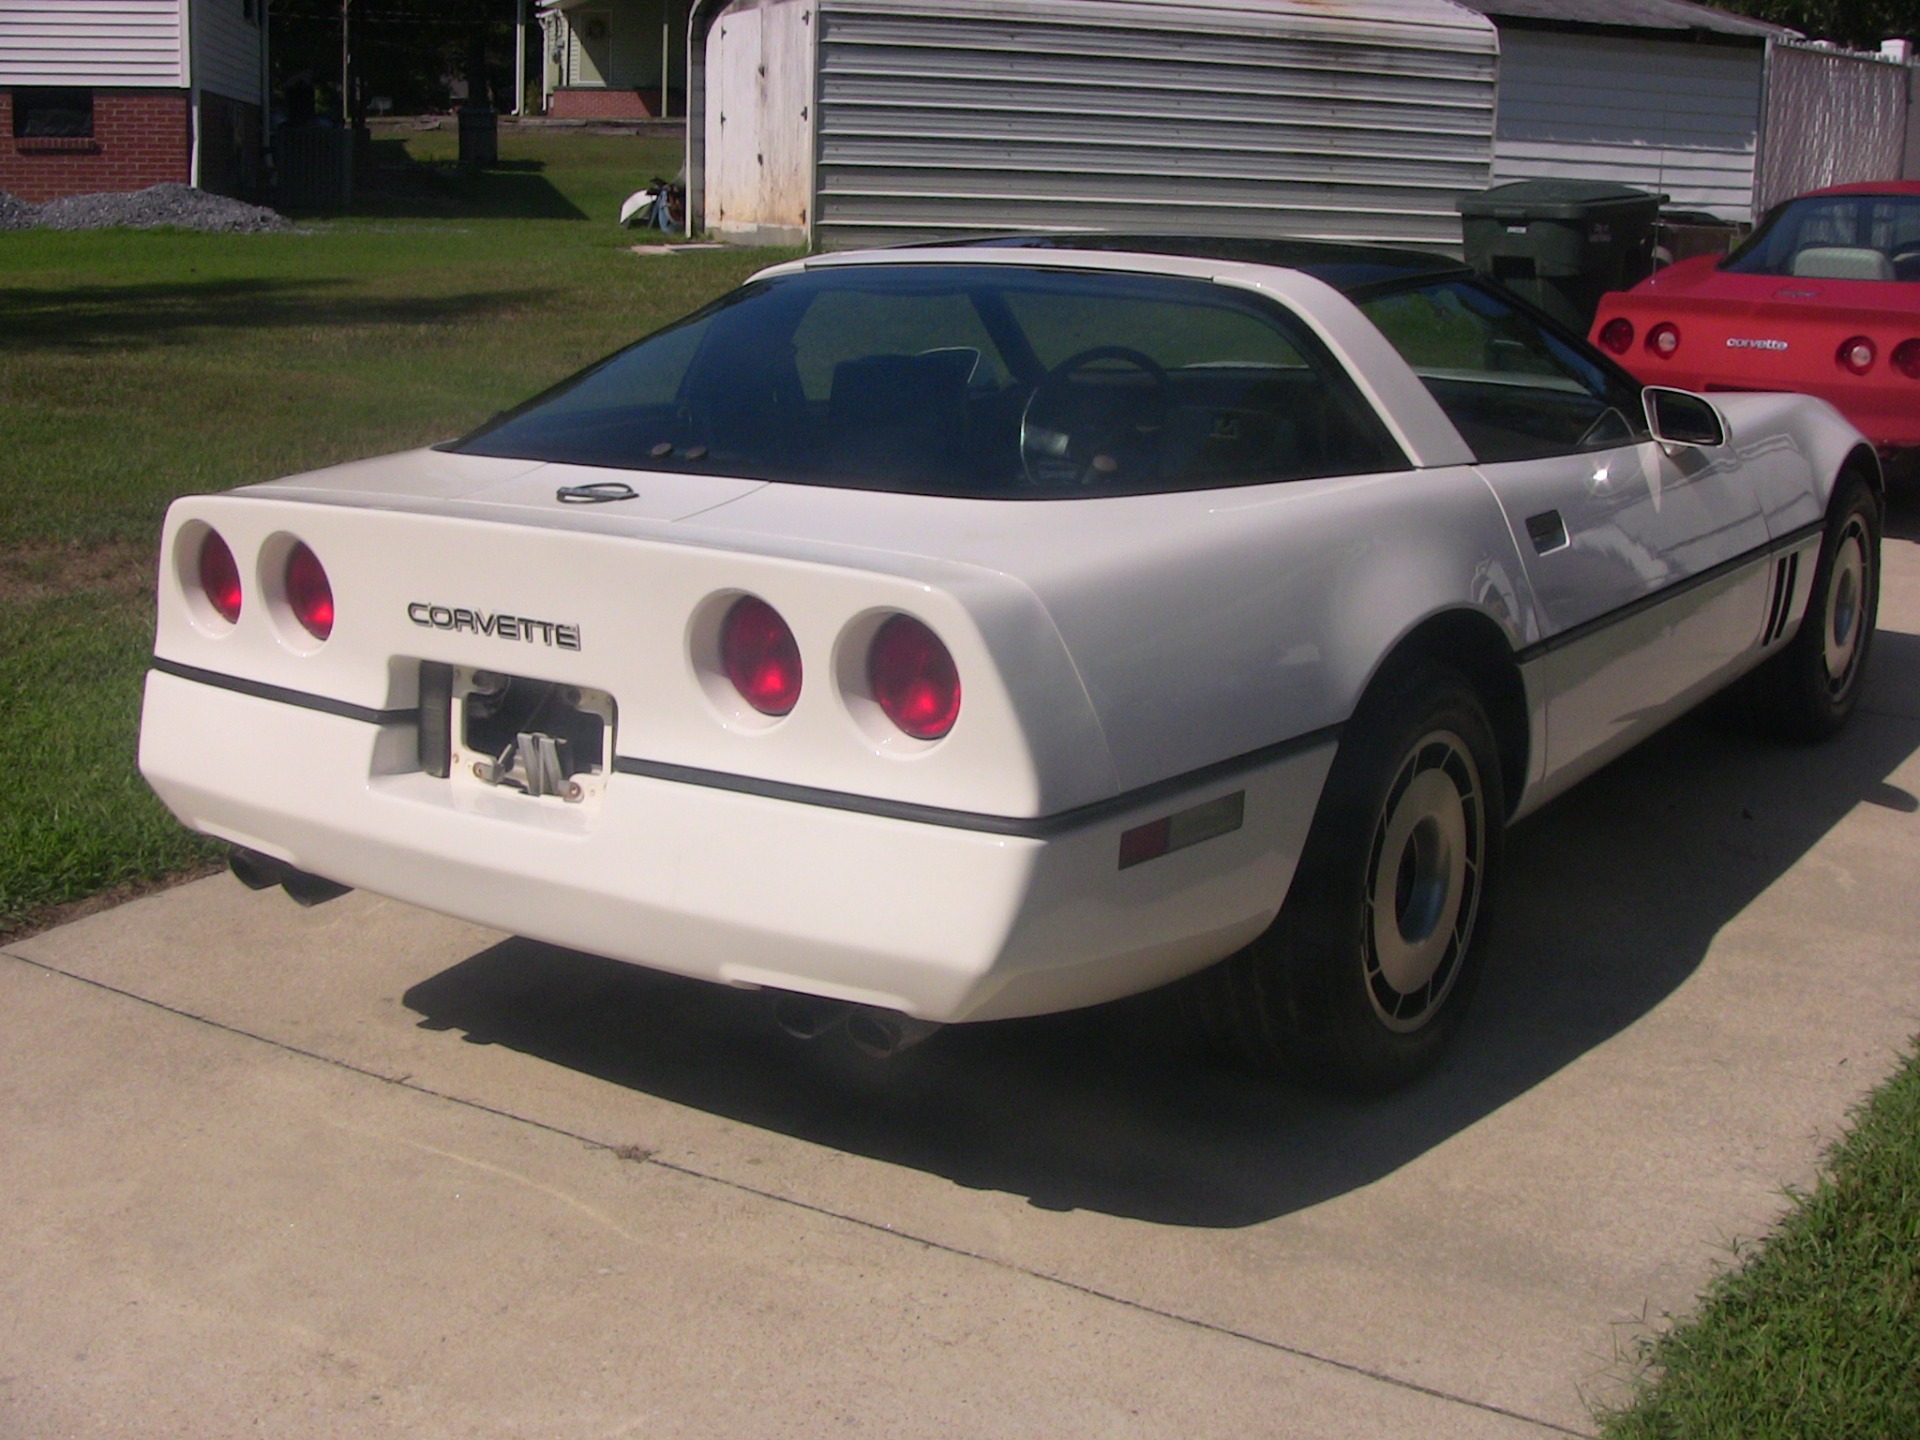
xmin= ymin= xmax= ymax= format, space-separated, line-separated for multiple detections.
xmin=571 ymin=7 xmax=613 ymax=87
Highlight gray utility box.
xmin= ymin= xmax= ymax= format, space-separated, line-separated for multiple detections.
xmin=1457 ymin=179 xmax=1666 ymax=333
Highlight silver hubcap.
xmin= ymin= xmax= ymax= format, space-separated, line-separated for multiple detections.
xmin=1823 ymin=519 xmax=1869 ymax=695
xmin=1364 ymin=731 xmax=1484 ymax=1033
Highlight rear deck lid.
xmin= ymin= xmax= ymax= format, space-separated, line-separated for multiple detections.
xmin=242 ymin=448 xmax=769 ymax=525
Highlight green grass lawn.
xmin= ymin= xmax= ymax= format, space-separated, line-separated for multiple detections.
xmin=0 ymin=123 xmax=782 ymax=934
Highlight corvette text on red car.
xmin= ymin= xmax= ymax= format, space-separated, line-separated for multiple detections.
xmin=1591 ymin=182 xmax=1920 ymax=463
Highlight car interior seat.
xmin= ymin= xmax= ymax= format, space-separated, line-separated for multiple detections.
xmin=1790 ymin=246 xmax=1895 ymax=281
xmin=826 ymin=349 xmax=978 ymax=482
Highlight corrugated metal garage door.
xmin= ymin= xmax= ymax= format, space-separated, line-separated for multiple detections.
xmin=1489 ymin=30 xmax=1762 ymax=222
xmin=805 ymin=0 xmax=1495 ymax=251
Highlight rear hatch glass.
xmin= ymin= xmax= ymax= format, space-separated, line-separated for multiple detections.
xmin=454 ymin=264 xmax=1402 ymax=497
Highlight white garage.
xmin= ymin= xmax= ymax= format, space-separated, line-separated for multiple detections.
xmin=1459 ymin=0 xmax=1914 ymax=224
xmin=686 ymin=0 xmax=1499 ymax=251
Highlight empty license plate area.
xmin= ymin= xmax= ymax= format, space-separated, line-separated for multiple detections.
xmin=421 ymin=662 xmax=615 ymax=808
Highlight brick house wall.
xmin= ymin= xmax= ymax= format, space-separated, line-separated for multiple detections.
xmin=549 ymin=86 xmax=672 ymax=119
xmin=1 ymin=88 xmax=192 ymax=202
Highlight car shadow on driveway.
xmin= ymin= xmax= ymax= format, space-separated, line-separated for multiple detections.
xmin=403 ymin=633 xmax=1920 ymax=1227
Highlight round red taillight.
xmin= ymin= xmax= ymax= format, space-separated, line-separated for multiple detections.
xmin=1893 ymin=338 xmax=1920 ymax=381
xmin=1838 ymin=336 xmax=1876 ymax=376
xmin=868 ymin=615 xmax=960 ymax=740
xmin=198 ymin=529 xmax=243 ymax=624
xmin=285 ymin=542 xmax=334 ymax=641
xmin=1598 ymin=317 xmax=1634 ymax=355
xmin=721 ymin=596 xmax=802 ymax=716
xmin=1647 ymin=323 xmax=1681 ymax=358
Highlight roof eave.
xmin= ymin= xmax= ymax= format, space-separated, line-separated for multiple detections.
xmin=1480 ymin=12 xmax=1780 ymax=45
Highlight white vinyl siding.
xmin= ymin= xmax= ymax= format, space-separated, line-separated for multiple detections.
xmin=1491 ymin=30 xmax=1763 ymax=222
xmin=566 ymin=7 xmax=611 ymax=85
xmin=190 ymin=0 xmax=261 ymax=104
xmin=0 ymin=0 xmax=185 ymax=86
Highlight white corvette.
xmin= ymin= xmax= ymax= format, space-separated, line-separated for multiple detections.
xmin=140 ymin=236 xmax=1881 ymax=1091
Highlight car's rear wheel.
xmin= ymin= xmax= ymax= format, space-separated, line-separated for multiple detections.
xmin=1742 ymin=474 xmax=1880 ymax=742
xmin=1186 ymin=659 xmax=1505 ymax=1093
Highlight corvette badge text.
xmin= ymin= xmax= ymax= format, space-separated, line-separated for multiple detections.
xmin=408 ymin=603 xmax=582 ymax=650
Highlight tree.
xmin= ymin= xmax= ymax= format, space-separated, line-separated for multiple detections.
xmin=269 ymin=0 xmax=528 ymax=119
xmin=1707 ymin=0 xmax=1920 ymax=48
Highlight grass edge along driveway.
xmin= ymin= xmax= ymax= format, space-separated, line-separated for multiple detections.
xmin=1599 ymin=1042 xmax=1920 ymax=1438
xmin=0 ymin=128 xmax=778 ymax=938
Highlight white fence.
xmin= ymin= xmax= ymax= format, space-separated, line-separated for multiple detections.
xmin=1758 ymin=39 xmax=1911 ymax=213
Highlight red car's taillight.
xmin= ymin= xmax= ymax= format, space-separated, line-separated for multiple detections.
xmin=1647 ymin=323 xmax=1681 ymax=358
xmin=1838 ymin=336 xmax=1877 ymax=376
xmin=285 ymin=542 xmax=334 ymax=641
xmin=198 ymin=529 xmax=243 ymax=624
xmin=1893 ymin=339 xmax=1920 ymax=380
xmin=721 ymin=596 xmax=802 ymax=715
xmin=1598 ymin=317 xmax=1634 ymax=355
xmin=868 ymin=615 xmax=960 ymax=740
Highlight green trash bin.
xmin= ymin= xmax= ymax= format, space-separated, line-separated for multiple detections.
xmin=1457 ymin=179 xmax=1667 ymax=332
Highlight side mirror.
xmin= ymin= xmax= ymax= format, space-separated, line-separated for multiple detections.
xmin=1643 ymin=387 xmax=1726 ymax=451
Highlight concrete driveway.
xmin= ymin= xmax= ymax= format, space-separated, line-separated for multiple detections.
xmin=6 ymin=517 xmax=1920 ymax=1439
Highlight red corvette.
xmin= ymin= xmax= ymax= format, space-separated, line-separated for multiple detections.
xmin=1591 ymin=182 xmax=1920 ymax=464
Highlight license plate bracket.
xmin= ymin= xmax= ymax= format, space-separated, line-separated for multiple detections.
xmin=419 ymin=662 xmax=615 ymax=806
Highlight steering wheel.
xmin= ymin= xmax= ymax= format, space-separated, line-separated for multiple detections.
xmin=1019 ymin=346 xmax=1172 ymax=485
xmin=1890 ymin=245 xmax=1920 ymax=281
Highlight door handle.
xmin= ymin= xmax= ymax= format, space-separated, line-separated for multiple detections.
xmin=1526 ymin=510 xmax=1569 ymax=554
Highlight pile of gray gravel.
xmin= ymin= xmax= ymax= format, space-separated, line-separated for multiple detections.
xmin=0 ymin=183 xmax=290 ymax=234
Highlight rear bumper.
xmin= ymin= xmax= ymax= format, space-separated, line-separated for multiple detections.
xmin=139 ymin=669 xmax=1334 ymax=1022
xmin=1590 ymin=298 xmax=1920 ymax=450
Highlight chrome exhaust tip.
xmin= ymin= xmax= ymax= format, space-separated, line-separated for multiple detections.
xmin=227 ymin=848 xmax=351 ymax=908
xmin=771 ymin=993 xmax=853 ymax=1041
xmin=844 ymin=1008 xmax=943 ymax=1059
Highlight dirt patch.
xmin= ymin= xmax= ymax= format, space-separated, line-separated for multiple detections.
xmin=0 ymin=862 xmax=225 ymax=949
xmin=0 ymin=538 xmax=156 ymax=604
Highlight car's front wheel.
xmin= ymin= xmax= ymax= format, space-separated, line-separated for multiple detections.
xmin=1187 ymin=660 xmax=1505 ymax=1093
xmin=1743 ymin=474 xmax=1880 ymax=742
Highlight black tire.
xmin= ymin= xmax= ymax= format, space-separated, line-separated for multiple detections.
xmin=1743 ymin=475 xmax=1880 ymax=742
xmin=1185 ymin=659 xmax=1505 ymax=1094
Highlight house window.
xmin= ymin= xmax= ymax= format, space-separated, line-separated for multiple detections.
xmin=12 ymin=88 xmax=94 ymax=139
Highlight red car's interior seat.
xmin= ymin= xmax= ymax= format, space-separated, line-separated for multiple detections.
xmin=1791 ymin=246 xmax=1895 ymax=282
